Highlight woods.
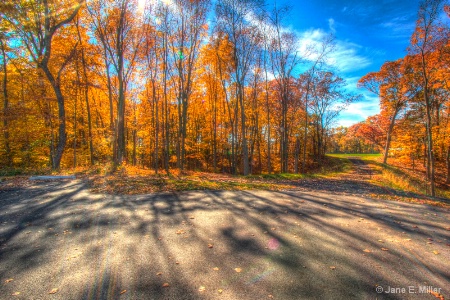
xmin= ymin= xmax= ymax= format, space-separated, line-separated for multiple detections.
xmin=0 ymin=0 xmax=449 ymax=184
xmin=0 ymin=0 xmax=358 ymax=175
xmin=335 ymin=0 xmax=450 ymax=196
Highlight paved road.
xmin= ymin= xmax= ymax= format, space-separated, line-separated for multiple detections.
xmin=0 ymin=178 xmax=449 ymax=300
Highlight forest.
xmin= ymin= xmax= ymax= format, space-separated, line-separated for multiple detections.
xmin=0 ymin=0 xmax=449 ymax=197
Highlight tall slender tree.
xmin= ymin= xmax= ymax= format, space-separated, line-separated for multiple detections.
xmin=1 ymin=0 xmax=83 ymax=170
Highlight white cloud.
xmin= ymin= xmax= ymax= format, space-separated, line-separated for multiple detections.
xmin=328 ymin=18 xmax=336 ymax=33
xmin=336 ymin=93 xmax=380 ymax=127
xmin=298 ymin=29 xmax=372 ymax=73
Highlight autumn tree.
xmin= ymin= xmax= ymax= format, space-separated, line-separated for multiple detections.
xmin=309 ymin=71 xmax=357 ymax=160
xmin=268 ymin=4 xmax=300 ymax=173
xmin=409 ymin=0 xmax=446 ymax=196
xmin=1 ymin=0 xmax=83 ymax=170
xmin=216 ymin=0 xmax=263 ymax=175
xmin=298 ymin=34 xmax=334 ymax=173
xmin=358 ymin=59 xmax=411 ymax=165
xmin=87 ymin=0 xmax=146 ymax=166
xmin=169 ymin=0 xmax=209 ymax=171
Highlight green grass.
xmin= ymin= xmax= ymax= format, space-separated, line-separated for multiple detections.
xmin=327 ymin=153 xmax=382 ymax=160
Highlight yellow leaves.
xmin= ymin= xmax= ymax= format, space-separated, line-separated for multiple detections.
xmin=12 ymin=292 xmax=20 ymax=296
xmin=49 ymin=288 xmax=58 ymax=294
xmin=234 ymin=268 xmax=242 ymax=273
xmin=363 ymin=249 xmax=371 ymax=253
xmin=430 ymin=290 xmax=445 ymax=300
xmin=218 ymin=289 xmax=223 ymax=294
xmin=5 ymin=278 xmax=13 ymax=283
xmin=213 ymin=267 xmax=219 ymax=271
xmin=329 ymin=266 xmax=336 ymax=270
xmin=432 ymin=250 xmax=439 ymax=255
xmin=198 ymin=286 xmax=206 ymax=292
xmin=176 ymin=229 xmax=185 ymax=235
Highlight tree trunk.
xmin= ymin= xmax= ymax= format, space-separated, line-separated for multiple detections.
xmin=421 ymin=53 xmax=435 ymax=196
xmin=73 ymin=83 xmax=77 ymax=168
xmin=0 ymin=39 xmax=11 ymax=167
xmin=40 ymin=65 xmax=67 ymax=170
xmin=76 ymin=22 xmax=94 ymax=166
xmin=240 ymin=88 xmax=249 ymax=175
xmin=294 ymin=137 xmax=300 ymax=174
xmin=446 ymin=145 xmax=450 ymax=184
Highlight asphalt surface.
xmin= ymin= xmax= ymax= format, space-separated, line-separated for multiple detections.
xmin=0 ymin=175 xmax=449 ymax=299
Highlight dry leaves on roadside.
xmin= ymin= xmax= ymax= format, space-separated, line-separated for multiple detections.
xmin=381 ymin=248 xmax=389 ymax=251
xmin=234 ymin=268 xmax=242 ymax=273
xmin=208 ymin=244 xmax=213 ymax=248
xmin=213 ymin=267 xmax=219 ymax=271
xmin=198 ymin=286 xmax=206 ymax=292
xmin=430 ymin=290 xmax=445 ymax=300
xmin=330 ymin=266 xmax=336 ymax=270
xmin=433 ymin=251 xmax=439 ymax=255
xmin=12 ymin=292 xmax=20 ymax=296
xmin=363 ymin=249 xmax=371 ymax=253
xmin=49 ymin=288 xmax=58 ymax=294
xmin=162 ymin=283 xmax=170 ymax=287
xmin=5 ymin=278 xmax=13 ymax=283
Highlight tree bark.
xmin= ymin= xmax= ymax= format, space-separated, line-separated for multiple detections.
xmin=0 ymin=38 xmax=11 ymax=167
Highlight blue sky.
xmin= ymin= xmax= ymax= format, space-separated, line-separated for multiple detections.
xmin=276 ymin=0 xmax=420 ymax=127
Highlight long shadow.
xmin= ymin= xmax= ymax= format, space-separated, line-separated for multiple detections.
xmin=0 ymin=178 xmax=449 ymax=299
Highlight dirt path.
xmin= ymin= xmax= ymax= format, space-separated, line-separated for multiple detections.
xmin=0 ymin=177 xmax=448 ymax=299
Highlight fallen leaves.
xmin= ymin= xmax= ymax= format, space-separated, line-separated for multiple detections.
xmin=5 ymin=278 xmax=13 ymax=283
xmin=430 ymin=290 xmax=445 ymax=300
xmin=234 ymin=268 xmax=242 ymax=273
xmin=156 ymin=272 xmax=162 ymax=276
xmin=329 ymin=266 xmax=336 ymax=270
xmin=120 ymin=290 xmax=127 ymax=295
xmin=12 ymin=292 xmax=20 ymax=296
xmin=198 ymin=286 xmax=206 ymax=292
xmin=49 ymin=288 xmax=58 ymax=294
xmin=162 ymin=283 xmax=170 ymax=287
xmin=218 ymin=289 xmax=223 ymax=294
xmin=363 ymin=249 xmax=371 ymax=253
xmin=381 ymin=248 xmax=389 ymax=251
xmin=208 ymin=243 xmax=213 ymax=248
xmin=213 ymin=267 xmax=219 ymax=271
xmin=433 ymin=251 xmax=439 ymax=255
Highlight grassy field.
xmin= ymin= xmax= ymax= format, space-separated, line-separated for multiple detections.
xmin=328 ymin=153 xmax=449 ymax=200
xmin=2 ymin=153 xmax=448 ymax=201
xmin=327 ymin=153 xmax=382 ymax=159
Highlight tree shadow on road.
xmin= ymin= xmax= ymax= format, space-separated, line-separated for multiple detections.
xmin=0 ymin=180 xmax=448 ymax=299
